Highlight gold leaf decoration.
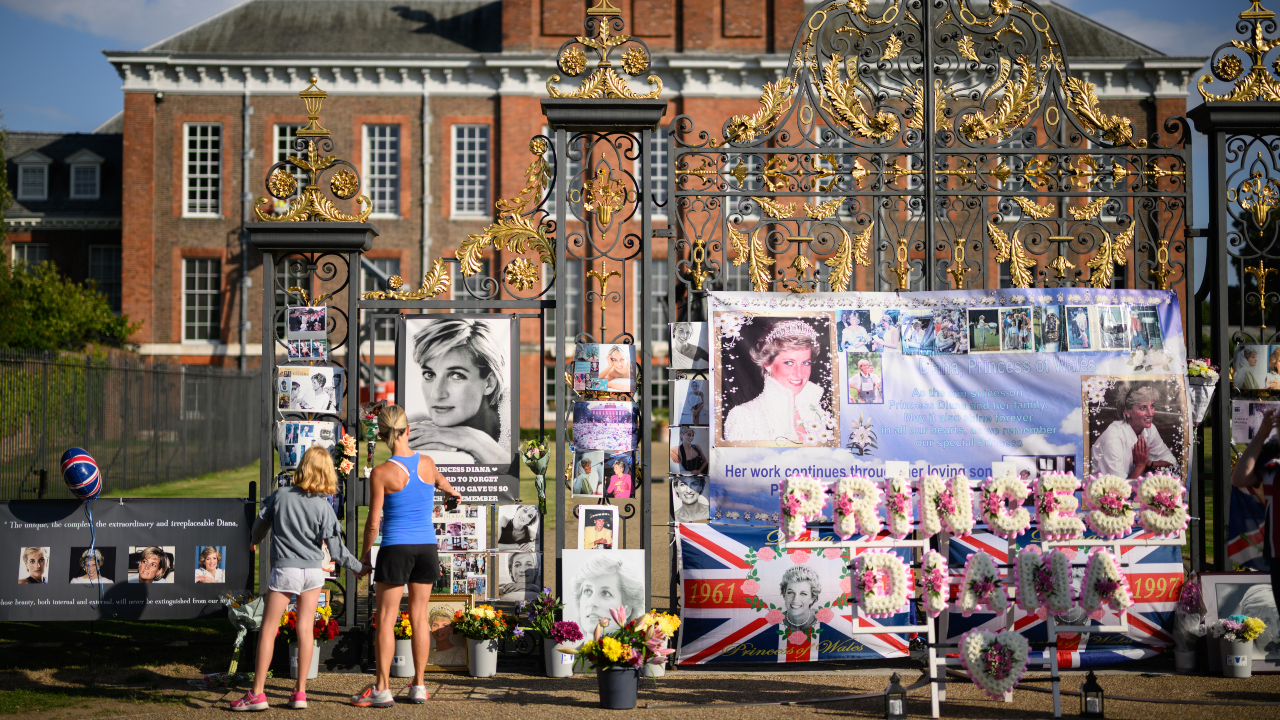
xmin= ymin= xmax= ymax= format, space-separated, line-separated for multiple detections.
xmin=1198 ymin=3 xmax=1280 ymax=102
xmin=903 ymin=79 xmax=949 ymax=132
xmin=726 ymin=77 xmax=794 ymax=143
xmin=1069 ymin=196 xmax=1110 ymax=221
xmin=362 ymin=258 xmax=451 ymax=300
xmin=989 ymin=221 xmax=1036 ymax=288
xmin=1087 ymin=223 xmax=1135 ymax=288
xmin=729 ymin=227 xmax=775 ymax=291
xmin=959 ymin=56 xmax=1042 ymax=142
xmin=1216 ymin=54 xmax=1244 ymax=82
xmin=1049 ymin=254 xmax=1076 ymax=279
xmin=990 ymin=161 xmax=1012 ymax=184
xmin=957 ymin=34 xmax=979 ymax=62
xmin=268 ymin=168 xmax=298 ymax=198
xmin=823 ymin=54 xmax=900 ymax=142
xmin=560 ymin=47 xmax=587 ymax=76
xmin=505 ymin=257 xmax=540 ymax=292
xmin=1012 ymin=197 xmax=1055 ymax=219
xmin=751 ymin=196 xmax=796 ymax=219
xmin=620 ymin=47 xmax=648 ymax=75
xmin=803 ymin=196 xmax=845 ymax=219
xmin=823 ymin=223 xmax=874 ymax=292
xmin=458 ymin=137 xmax=556 ymax=278
xmin=546 ymin=68 xmax=663 ymax=99
xmin=880 ymin=35 xmax=903 ymax=61
xmin=330 ymin=169 xmax=358 ymax=199
xmin=1064 ymin=77 xmax=1140 ymax=147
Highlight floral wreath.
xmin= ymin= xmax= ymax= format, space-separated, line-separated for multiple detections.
xmin=1082 ymin=474 xmax=1136 ymax=539
xmin=978 ymin=473 xmax=1031 ymax=540
xmin=779 ymin=475 xmax=826 ymax=541
xmin=958 ymin=551 xmax=1008 ymax=616
xmin=1136 ymin=472 xmax=1188 ymax=536
xmin=852 ymin=551 xmax=910 ymax=618
xmin=959 ymin=629 xmax=1030 ymax=701
xmin=1079 ymin=547 xmax=1134 ymax=615
xmin=740 ymin=545 xmax=852 ymax=644
xmin=917 ymin=550 xmax=949 ymax=618
xmin=883 ymin=472 xmax=914 ymax=540
xmin=833 ymin=475 xmax=883 ymax=540
xmin=920 ymin=473 xmax=974 ymax=538
xmin=1012 ymin=546 xmax=1073 ymax=615
xmin=1036 ymin=472 xmax=1085 ymax=541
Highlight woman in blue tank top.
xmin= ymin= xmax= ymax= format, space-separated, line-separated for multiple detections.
xmin=353 ymin=404 xmax=460 ymax=708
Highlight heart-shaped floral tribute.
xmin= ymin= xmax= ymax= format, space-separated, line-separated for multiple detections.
xmin=852 ymin=550 xmax=909 ymax=618
xmin=959 ymin=629 xmax=1030 ymax=700
xmin=920 ymin=473 xmax=974 ymax=538
xmin=978 ymin=473 xmax=1031 ymax=540
xmin=1082 ymin=474 xmax=1135 ymax=539
xmin=1012 ymin=546 xmax=1073 ymax=614
xmin=779 ymin=475 xmax=826 ymax=541
xmin=917 ymin=550 xmax=949 ymax=618
xmin=1136 ymin=472 xmax=1188 ymax=536
xmin=833 ymin=475 xmax=882 ymax=539
xmin=883 ymin=472 xmax=914 ymax=539
xmin=1079 ymin=547 xmax=1133 ymax=614
xmin=957 ymin=551 xmax=1007 ymax=616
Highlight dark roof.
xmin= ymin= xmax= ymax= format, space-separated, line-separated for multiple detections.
xmin=1039 ymin=2 xmax=1163 ymax=59
xmin=4 ymin=132 xmax=123 ymax=218
xmin=141 ymin=0 xmax=502 ymax=55
xmin=94 ymin=111 xmax=124 ymax=134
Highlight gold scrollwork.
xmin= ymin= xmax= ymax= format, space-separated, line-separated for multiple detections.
xmin=824 ymin=222 xmax=873 ymax=293
xmin=361 ymin=259 xmax=451 ymax=300
xmin=1245 ymin=261 xmax=1279 ymax=327
xmin=1064 ymin=77 xmax=1142 ymax=147
xmin=458 ymin=137 xmax=555 ymax=278
xmin=729 ymin=227 xmax=775 ymax=291
xmin=1011 ymin=197 xmax=1055 ymax=219
xmin=1069 ymin=196 xmax=1110 ymax=221
xmin=788 ymin=255 xmax=814 ymax=292
xmin=1048 ymin=253 xmax=1075 ymax=279
xmin=989 ymin=221 xmax=1036 ymax=288
xmin=823 ymin=54 xmax=900 ymax=142
xmin=959 ymin=56 xmax=1042 ymax=142
xmin=505 ymin=257 xmax=540 ymax=292
xmin=804 ymin=196 xmax=845 ymax=219
xmin=751 ymin=196 xmax=796 ymax=219
xmin=1198 ymin=1 xmax=1280 ymax=101
xmin=546 ymin=3 xmax=662 ymax=100
xmin=1231 ymin=171 xmax=1280 ymax=227
xmin=582 ymin=166 xmax=628 ymax=228
xmin=686 ymin=236 xmax=711 ymax=291
xmin=1086 ymin=223 xmax=1135 ymax=288
xmin=726 ymin=77 xmax=794 ymax=143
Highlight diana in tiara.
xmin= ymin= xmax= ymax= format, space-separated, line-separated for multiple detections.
xmin=723 ymin=319 xmax=832 ymax=445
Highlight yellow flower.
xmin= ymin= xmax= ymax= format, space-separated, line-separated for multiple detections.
xmin=1244 ymin=617 xmax=1267 ymax=641
xmin=634 ymin=614 xmax=654 ymax=632
xmin=579 ymin=640 xmax=596 ymax=655
xmin=601 ymin=637 xmax=624 ymax=662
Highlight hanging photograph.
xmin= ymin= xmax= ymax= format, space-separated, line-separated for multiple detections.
xmin=276 ymin=366 xmax=345 ymax=414
xmin=670 ymin=322 xmax=709 ymax=369
xmin=1082 ymin=374 xmax=1189 ymax=479
xmin=275 ymin=421 xmax=341 ymax=471
xmin=127 ymin=546 xmax=176 ymax=584
xmin=448 ymin=554 xmax=487 ymax=596
xmin=967 ymin=309 xmax=1002 ymax=353
xmin=571 ymin=449 xmax=607 ymax=497
xmin=1097 ymin=306 xmax=1130 ymax=350
xmin=562 ymin=550 xmax=646 ymax=634
xmin=837 ymin=310 xmax=874 ymax=352
xmin=1065 ymin=306 xmax=1095 ymax=351
xmin=1129 ymin=305 xmax=1164 ymax=351
xmin=1231 ymin=400 xmax=1280 ymax=443
xmin=998 ymin=307 xmax=1033 ymax=352
xmin=496 ymin=551 xmax=542 ymax=602
xmin=671 ymin=475 xmax=710 ymax=523
xmin=68 ymin=547 xmax=115 ymax=585
xmin=669 ymin=427 xmax=709 ymax=475
xmin=1033 ymin=305 xmax=1064 ymax=352
xmin=577 ymin=505 xmax=619 ymax=550
xmin=496 ymin=505 xmax=540 ymax=552
xmin=400 ymin=316 xmax=515 ymax=467
xmin=673 ymin=378 xmax=709 ymax=426
xmin=287 ymin=339 xmax=329 ymax=361
xmin=602 ymin=452 xmax=635 ymax=499
xmin=712 ymin=312 xmax=838 ymax=447
xmin=287 ymin=306 xmax=327 ymax=341
xmin=846 ymin=353 xmax=883 ymax=404
xmin=432 ymin=508 xmax=487 ymax=553
xmin=572 ymin=401 xmax=637 ymax=452
xmin=573 ymin=344 xmax=635 ymax=393
xmin=1234 ymin=344 xmax=1270 ymax=393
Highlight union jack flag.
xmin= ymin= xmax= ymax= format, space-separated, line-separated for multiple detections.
xmin=675 ymin=523 xmax=914 ymax=665
xmin=1228 ymin=486 xmax=1270 ymax=571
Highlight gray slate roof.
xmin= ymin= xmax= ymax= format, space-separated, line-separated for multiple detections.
xmin=4 ymin=133 xmax=123 ymax=218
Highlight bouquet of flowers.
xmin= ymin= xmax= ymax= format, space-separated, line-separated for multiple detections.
xmin=1186 ymin=359 xmax=1219 ymax=425
xmin=222 ymin=592 xmax=263 ymax=674
xmin=550 ymin=620 xmax=584 ymax=645
xmin=519 ymin=438 xmax=551 ymax=515
xmin=453 ymin=604 xmax=513 ymax=640
xmin=517 ymin=587 xmax=563 ymax=641
xmin=1187 ymin=358 xmax=1220 ymax=384
xmin=331 ymin=433 xmax=358 ymax=483
xmin=565 ymin=606 xmax=677 ymax=670
xmin=1210 ymin=614 xmax=1267 ymax=643
xmin=278 ymin=604 xmax=340 ymax=644
xmin=371 ymin=611 xmax=413 ymax=640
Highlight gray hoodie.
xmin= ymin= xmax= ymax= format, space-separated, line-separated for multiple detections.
xmin=252 ymin=486 xmax=366 ymax=572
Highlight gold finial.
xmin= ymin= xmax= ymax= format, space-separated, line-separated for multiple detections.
xmin=586 ymin=259 xmax=622 ymax=338
xmin=297 ymin=76 xmax=330 ymax=138
xmin=1245 ymin=261 xmax=1279 ymax=330
xmin=1198 ymin=1 xmax=1280 ymax=101
xmin=1242 ymin=0 xmax=1275 ymax=19
xmin=546 ymin=0 xmax=662 ymax=99
xmin=587 ymin=0 xmax=622 ymax=16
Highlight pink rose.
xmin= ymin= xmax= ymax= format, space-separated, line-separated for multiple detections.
xmin=839 ymin=577 xmax=852 ymax=595
xmin=756 ymin=547 xmax=776 ymax=562
xmin=765 ymin=609 xmax=785 ymax=625
xmin=816 ymin=607 xmax=834 ymax=624
xmin=823 ymin=547 xmax=843 ymax=560
xmin=787 ymin=631 xmax=807 ymax=645
xmin=741 ymin=579 xmax=760 ymax=597
xmin=790 ymin=550 xmax=811 ymax=564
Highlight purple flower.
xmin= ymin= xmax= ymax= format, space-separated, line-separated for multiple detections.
xmin=513 ymin=627 xmax=525 ymax=638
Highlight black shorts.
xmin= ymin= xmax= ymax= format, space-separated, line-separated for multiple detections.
xmin=374 ymin=544 xmax=439 ymax=586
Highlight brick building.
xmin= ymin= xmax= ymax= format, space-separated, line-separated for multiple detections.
xmin=14 ymin=0 xmax=1201 ymax=427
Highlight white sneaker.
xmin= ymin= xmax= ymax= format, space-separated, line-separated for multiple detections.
xmin=350 ymin=685 xmax=394 ymax=708
xmin=407 ymin=685 xmax=429 ymax=704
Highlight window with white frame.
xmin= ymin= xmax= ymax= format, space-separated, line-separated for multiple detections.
xmin=275 ymin=124 xmax=307 ymax=198
xmin=362 ymin=258 xmax=401 ymax=341
xmin=635 ymin=258 xmax=669 ymax=343
xmin=645 ymin=128 xmax=669 ymax=218
xmin=543 ymin=364 xmax=559 ymax=417
xmin=12 ymin=243 xmax=49 ymax=268
xmin=71 ymin=165 xmax=100 ymax=199
xmin=88 ymin=246 xmax=122 ymax=312
xmin=452 ymin=124 xmax=490 ymax=216
xmin=364 ymin=125 xmax=400 ymax=216
xmin=451 ymin=258 xmax=491 ymax=301
xmin=544 ymin=259 xmax=583 ymax=343
xmin=183 ymin=124 xmax=221 ymax=216
xmin=18 ymin=165 xmax=47 ymax=201
xmin=183 ymin=258 xmax=222 ymax=341
xmin=716 ymin=255 xmax=752 ymax=291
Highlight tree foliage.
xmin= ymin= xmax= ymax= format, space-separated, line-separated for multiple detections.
xmin=0 ymin=262 xmax=139 ymax=350
xmin=0 ymin=114 xmax=9 ymax=244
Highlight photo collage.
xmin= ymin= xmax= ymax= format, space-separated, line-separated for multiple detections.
xmin=16 ymin=545 xmax=227 ymax=586
xmin=430 ymin=502 xmax=487 ymax=596
xmin=567 ymin=341 xmax=638 ymax=508
xmin=276 ymin=366 xmax=345 ymax=414
xmin=667 ymin=322 xmax=711 ymax=522
xmin=275 ymin=421 xmax=341 ymax=471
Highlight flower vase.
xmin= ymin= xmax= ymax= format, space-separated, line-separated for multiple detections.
xmin=597 ymin=667 xmax=640 ymax=709
xmin=1223 ymin=639 xmax=1253 ymax=678
xmin=1186 ymin=376 xmax=1217 ymax=426
xmin=391 ymin=638 xmax=414 ymax=678
xmin=468 ymin=638 xmax=499 ymax=678
xmin=643 ymin=660 xmax=666 ymax=678
xmin=545 ymin=641 xmax=575 ymax=678
xmin=288 ymin=643 xmax=319 ymax=680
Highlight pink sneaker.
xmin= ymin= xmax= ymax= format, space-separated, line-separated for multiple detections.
xmin=288 ymin=691 xmax=307 ymax=709
xmin=230 ymin=692 xmax=268 ymax=712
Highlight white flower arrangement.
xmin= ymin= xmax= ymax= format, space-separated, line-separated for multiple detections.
xmin=978 ymin=473 xmax=1031 ymax=540
xmin=1187 ymin=358 xmax=1220 ymax=383
xmin=853 ymin=551 xmax=910 ymax=618
xmin=832 ymin=475 xmax=883 ymax=539
xmin=917 ymin=550 xmax=949 ymax=618
xmin=1136 ymin=472 xmax=1188 ymax=537
xmin=1082 ymin=474 xmax=1136 ymax=539
xmin=883 ymin=472 xmax=914 ymax=539
xmin=958 ymin=629 xmax=1030 ymax=701
xmin=1036 ymin=472 xmax=1085 ymax=540
xmin=957 ymin=551 xmax=1008 ymax=616
xmin=1078 ymin=547 xmax=1133 ymax=614
xmin=779 ymin=475 xmax=827 ymax=541
xmin=920 ymin=473 xmax=975 ymax=538
xmin=1012 ymin=546 xmax=1073 ymax=614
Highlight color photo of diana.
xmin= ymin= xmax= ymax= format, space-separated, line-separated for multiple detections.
xmin=1082 ymin=374 xmax=1189 ymax=480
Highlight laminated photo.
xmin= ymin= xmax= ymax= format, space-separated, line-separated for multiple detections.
xmin=287 ymin=306 xmax=327 ymax=341
xmin=670 ymin=322 xmax=710 ymax=369
xmin=837 ymin=310 xmax=874 ymax=352
xmin=496 ymin=551 xmax=541 ymax=602
xmin=967 ymin=308 xmax=1001 ymax=352
xmin=571 ymin=402 xmax=637 ymax=452
xmin=194 ymin=545 xmax=225 ymax=584
xmin=573 ymin=344 xmax=635 ymax=393
xmin=669 ymin=426 xmax=709 ymax=475
xmin=998 ymin=307 xmax=1032 ymax=352
xmin=602 ymin=452 xmax=635 ymax=499
xmin=275 ymin=420 xmax=340 ymax=470
xmin=673 ymin=378 xmax=709 ymax=426
xmin=276 ymin=366 xmax=344 ymax=414
xmin=1082 ymin=374 xmax=1189 ymax=479
xmin=578 ymin=505 xmax=619 ymax=550
xmin=1234 ymin=344 xmax=1270 ymax=393
xmin=1065 ymin=306 xmax=1095 ymax=351
xmin=496 ymin=505 xmax=540 ymax=552
xmin=846 ymin=353 xmax=883 ymax=404
xmin=1129 ymin=306 xmax=1163 ymax=351
xmin=1098 ymin=305 xmax=1130 ymax=350
xmin=1231 ymin=400 xmax=1280 ymax=443
xmin=287 ymin=339 xmax=329 ymax=361
xmin=1033 ymin=305 xmax=1064 ymax=352
xmin=571 ymin=449 xmax=607 ymax=497
xmin=671 ymin=475 xmax=710 ymax=523
xmin=433 ymin=510 xmax=487 ymax=552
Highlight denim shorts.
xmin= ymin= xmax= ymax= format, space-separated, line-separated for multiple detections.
xmin=269 ymin=567 xmax=326 ymax=594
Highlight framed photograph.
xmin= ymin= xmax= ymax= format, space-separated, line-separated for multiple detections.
xmin=562 ymin=550 xmax=646 ymax=635
xmin=968 ymin=308 xmax=1002 ymax=353
xmin=572 ymin=402 xmax=637 ymax=452
xmin=846 ymin=352 xmax=883 ymax=404
xmin=1097 ymin=306 xmax=1130 ymax=350
xmin=998 ymin=307 xmax=1033 ymax=352
xmin=671 ymin=475 xmax=710 ymax=523
xmin=1234 ymin=344 xmax=1271 ymax=393
xmin=422 ymin=594 xmax=473 ymax=671
xmin=1065 ymin=306 xmax=1095 ymax=351
xmin=496 ymin=551 xmax=542 ymax=602
xmin=1082 ymin=374 xmax=1189 ymax=478
xmin=571 ymin=449 xmax=607 ymax=497
xmin=577 ymin=505 xmax=619 ymax=550
xmin=670 ymin=322 xmax=709 ymax=369
xmin=127 ymin=546 xmax=176 ymax=584
xmin=496 ymin=505 xmax=541 ymax=552
xmin=711 ymin=311 xmax=838 ymax=447
xmin=68 ymin=546 xmax=115 ymax=585
xmin=17 ymin=546 xmax=49 ymax=584
xmin=669 ymin=427 xmax=709 ymax=475
xmin=275 ymin=420 xmax=341 ymax=470
xmin=574 ymin=344 xmax=635 ymax=394
xmin=276 ymin=366 xmax=345 ymax=414
xmin=287 ymin=306 xmax=327 ymax=341
xmin=1201 ymin=572 xmax=1280 ymax=673
xmin=1033 ymin=305 xmax=1064 ymax=352
xmin=673 ymin=378 xmax=709 ymax=426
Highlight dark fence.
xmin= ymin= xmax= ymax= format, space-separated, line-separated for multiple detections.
xmin=0 ymin=349 xmax=260 ymax=499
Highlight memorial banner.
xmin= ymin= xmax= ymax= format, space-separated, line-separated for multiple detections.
xmin=706 ymin=289 xmax=1189 ymax=524
xmin=0 ymin=498 xmax=254 ymax=621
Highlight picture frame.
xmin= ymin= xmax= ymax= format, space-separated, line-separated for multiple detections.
xmin=577 ymin=504 xmax=620 ymax=550
xmin=1201 ymin=572 xmax=1280 ymax=674
xmin=416 ymin=593 xmax=473 ymax=672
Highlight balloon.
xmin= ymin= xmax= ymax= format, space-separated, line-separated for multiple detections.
xmin=60 ymin=447 xmax=102 ymax=500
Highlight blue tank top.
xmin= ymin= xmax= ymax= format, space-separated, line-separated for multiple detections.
xmin=381 ymin=454 xmax=437 ymax=546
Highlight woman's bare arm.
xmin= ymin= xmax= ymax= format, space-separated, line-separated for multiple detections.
xmin=1234 ymin=410 xmax=1277 ymax=488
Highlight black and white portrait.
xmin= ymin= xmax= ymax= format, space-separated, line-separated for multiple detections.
xmin=671 ymin=475 xmax=710 ymax=523
xmin=674 ymin=379 xmax=708 ymax=426
xmin=670 ymin=322 xmax=709 ymax=369
xmin=713 ymin=312 xmax=837 ymax=447
xmin=402 ymin=316 xmax=513 ymax=466
xmin=497 ymin=552 xmax=542 ymax=602
xmin=563 ymin=550 xmax=645 ymax=635
xmin=1083 ymin=375 xmax=1188 ymax=479
xmin=496 ymin=505 xmax=540 ymax=552
xmin=287 ymin=306 xmax=327 ymax=341
xmin=276 ymin=366 xmax=344 ymax=414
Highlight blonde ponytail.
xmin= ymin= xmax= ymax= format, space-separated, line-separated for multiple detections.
xmin=377 ymin=404 xmax=409 ymax=447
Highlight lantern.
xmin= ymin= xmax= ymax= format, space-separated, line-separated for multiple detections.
xmin=1080 ymin=670 xmax=1104 ymax=718
xmin=884 ymin=672 xmax=907 ymax=719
